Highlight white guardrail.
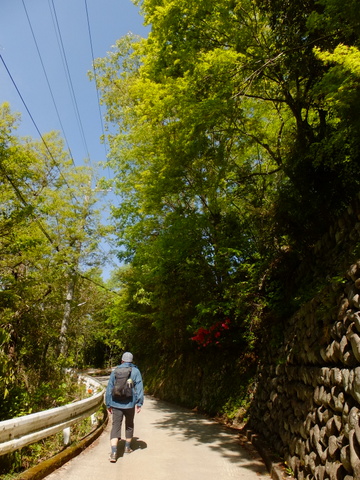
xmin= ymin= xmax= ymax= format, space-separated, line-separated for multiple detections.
xmin=0 ymin=374 xmax=105 ymax=456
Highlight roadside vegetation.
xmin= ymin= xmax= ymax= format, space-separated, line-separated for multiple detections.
xmin=1 ymin=0 xmax=360 ymax=475
xmin=0 ymin=374 xmax=105 ymax=478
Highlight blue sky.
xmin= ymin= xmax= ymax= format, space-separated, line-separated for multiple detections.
xmin=0 ymin=0 xmax=149 ymax=278
xmin=0 ymin=0 xmax=148 ymax=165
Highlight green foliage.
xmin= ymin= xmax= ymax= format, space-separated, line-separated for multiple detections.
xmin=3 ymin=0 xmax=360 ymax=447
xmin=92 ymin=0 xmax=360 ymax=370
xmin=1 ymin=370 xmax=79 ymax=422
xmin=255 ymin=0 xmax=360 ymax=245
xmin=0 ymin=326 xmax=15 ymax=400
xmin=220 ymin=394 xmax=252 ymax=424
xmin=0 ymin=378 xmax=103 ymax=477
xmin=0 ymin=103 xmax=114 ymax=421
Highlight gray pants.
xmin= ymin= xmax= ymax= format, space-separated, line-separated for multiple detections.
xmin=110 ymin=407 xmax=135 ymax=440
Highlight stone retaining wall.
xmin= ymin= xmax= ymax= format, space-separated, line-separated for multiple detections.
xmin=248 ymin=198 xmax=360 ymax=480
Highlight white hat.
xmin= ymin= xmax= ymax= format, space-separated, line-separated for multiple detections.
xmin=122 ymin=352 xmax=133 ymax=362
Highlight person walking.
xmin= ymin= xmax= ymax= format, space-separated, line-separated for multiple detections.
xmin=105 ymin=351 xmax=144 ymax=463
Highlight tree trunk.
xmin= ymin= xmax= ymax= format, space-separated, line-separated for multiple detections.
xmin=59 ymin=269 xmax=76 ymax=357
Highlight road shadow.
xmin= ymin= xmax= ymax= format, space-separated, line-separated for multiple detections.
xmin=146 ymin=396 xmax=268 ymax=476
xmin=116 ymin=437 xmax=148 ymax=458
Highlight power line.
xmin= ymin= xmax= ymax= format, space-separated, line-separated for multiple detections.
xmin=84 ymin=0 xmax=108 ymax=160
xmin=1 ymin=162 xmax=117 ymax=293
xmin=79 ymin=272 xmax=121 ymax=295
xmin=0 ymin=3 xmax=118 ymax=280
xmin=0 ymin=52 xmax=77 ymax=196
xmin=21 ymin=0 xmax=76 ymax=167
xmin=48 ymin=0 xmax=91 ymax=162
xmin=0 ymin=162 xmax=58 ymax=249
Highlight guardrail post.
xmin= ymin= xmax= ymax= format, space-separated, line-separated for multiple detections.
xmin=63 ymin=427 xmax=71 ymax=446
xmin=90 ymin=414 xmax=97 ymax=426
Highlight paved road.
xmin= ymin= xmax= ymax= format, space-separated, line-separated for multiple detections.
xmin=45 ymin=394 xmax=270 ymax=480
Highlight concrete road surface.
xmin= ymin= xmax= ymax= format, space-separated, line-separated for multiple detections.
xmin=45 ymin=395 xmax=271 ymax=480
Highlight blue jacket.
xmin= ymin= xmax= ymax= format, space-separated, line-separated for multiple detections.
xmin=105 ymin=362 xmax=144 ymax=409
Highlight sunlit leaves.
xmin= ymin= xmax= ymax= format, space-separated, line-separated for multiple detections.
xmin=314 ymin=44 xmax=360 ymax=109
xmin=98 ymin=0 xmax=360 ymax=356
xmin=0 ymin=103 xmax=112 ymax=413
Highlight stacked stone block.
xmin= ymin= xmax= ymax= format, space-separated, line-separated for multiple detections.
xmin=250 ymin=261 xmax=360 ymax=480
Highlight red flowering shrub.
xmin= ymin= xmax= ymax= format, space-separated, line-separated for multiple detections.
xmin=191 ymin=319 xmax=230 ymax=348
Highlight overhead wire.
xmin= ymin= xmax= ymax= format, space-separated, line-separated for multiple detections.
xmin=84 ymin=0 xmax=108 ymax=160
xmin=84 ymin=0 xmax=118 ymax=269
xmin=48 ymin=0 xmax=91 ymax=162
xmin=1 ymin=2 xmax=119 ymax=279
xmin=0 ymin=52 xmax=78 ymax=198
xmin=0 ymin=141 xmax=118 ymax=292
xmin=0 ymin=162 xmax=119 ymax=294
xmin=21 ymin=0 xmax=76 ymax=167
xmin=0 ymin=162 xmax=58 ymax=250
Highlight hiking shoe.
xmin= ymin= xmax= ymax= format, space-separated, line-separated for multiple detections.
xmin=124 ymin=447 xmax=133 ymax=454
xmin=109 ymin=452 xmax=117 ymax=462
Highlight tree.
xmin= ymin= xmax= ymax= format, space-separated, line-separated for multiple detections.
xmin=94 ymin=3 xmax=279 ymax=353
xmin=0 ymin=103 xmax=113 ymax=417
xmin=94 ymin=0 xmax=360 ymax=363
